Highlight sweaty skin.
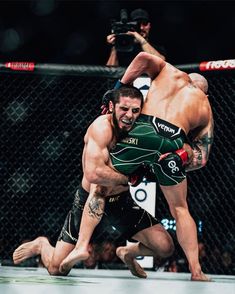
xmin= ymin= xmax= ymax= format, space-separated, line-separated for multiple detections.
xmin=60 ymin=53 xmax=213 ymax=281
xmin=59 ymin=91 xmax=172 ymax=276
xmin=116 ymin=52 xmax=213 ymax=281
xmin=13 ymin=84 xmax=175 ymax=280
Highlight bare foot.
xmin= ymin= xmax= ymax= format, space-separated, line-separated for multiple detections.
xmin=116 ymin=246 xmax=147 ymax=279
xmin=13 ymin=237 xmax=49 ymax=264
xmin=191 ymin=271 xmax=212 ymax=281
xmin=59 ymin=247 xmax=89 ymax=274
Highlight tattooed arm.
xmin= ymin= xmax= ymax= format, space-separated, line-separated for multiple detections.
xmin=87 ymin=185 xmax=107 ymax=221
xmin=58 ymin=184 xmax=107 ymax=274
xmin=186 ymin=111 xmax=214 ymax=172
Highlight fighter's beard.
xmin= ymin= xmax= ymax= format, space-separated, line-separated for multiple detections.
xmin=113 ymin=113 xmax=129 ymax=141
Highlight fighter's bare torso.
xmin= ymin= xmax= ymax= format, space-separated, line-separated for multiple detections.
xmin=142 ymin=64 xmax=210 ymax=134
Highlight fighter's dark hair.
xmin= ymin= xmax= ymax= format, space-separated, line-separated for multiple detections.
xmin=111 ymin=86 xmax=144 ymax=108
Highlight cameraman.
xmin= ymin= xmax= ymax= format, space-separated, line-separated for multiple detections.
xmin=106 ymin=8 xmax=166 ymax=66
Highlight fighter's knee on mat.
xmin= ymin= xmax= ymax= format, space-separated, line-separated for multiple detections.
xmin=151 ymin=228 xmax=175 ymax=258
xmin=161 ymin=234 xmax=175 ymax=258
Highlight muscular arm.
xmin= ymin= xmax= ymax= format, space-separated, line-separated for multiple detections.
xmin=83 ymin=116 xmax=128 ymax=186
xmin=86 ymin=184 xmax=107 ymax=219
xmin=141 ymin=42 xmax=166 ymax=60
xmin=120 ymin=52 xmax=166 ymax=84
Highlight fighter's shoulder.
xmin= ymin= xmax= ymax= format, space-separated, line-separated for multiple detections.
xmin=89 ymin=114 xmax=112 ymax=133
xmin=186 ymin=82 xmax=207 ymax=97
xmin=196 ymin=92 xmax=212 ymax=122
xmin=197 ymin=90 xmax=210 ymax=103
xmin=165 ymin=63 xmax=187 ymax=79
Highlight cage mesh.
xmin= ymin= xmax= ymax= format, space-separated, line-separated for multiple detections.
xmin=0 ymin=65 xmax=234 ymax=275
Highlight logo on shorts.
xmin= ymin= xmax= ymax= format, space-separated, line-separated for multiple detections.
xmin=152 ymin=117 xmax=181 ymax=138
xmin=168 ymin=160 xmax=179 ymax=173
xmin=121 ymin=137 xmax=139 ymax=145
xmin=157 ymin=123 xmax=175 ymax=134
xmin=108 ymin=196 xmax=120 ymax=202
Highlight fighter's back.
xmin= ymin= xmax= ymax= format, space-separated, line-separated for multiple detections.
xmin=141 ymin=63 xmax=211 ymax=135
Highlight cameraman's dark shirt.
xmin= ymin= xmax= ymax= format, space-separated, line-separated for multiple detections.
xmin=117 ymin=42 xmax=166 ymax=67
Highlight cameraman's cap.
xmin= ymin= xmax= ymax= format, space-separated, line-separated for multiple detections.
xmin=130 ymin=8 xmax=149 ymax=22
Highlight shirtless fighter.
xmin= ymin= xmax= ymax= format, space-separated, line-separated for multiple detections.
xmin=13 ymin=86 xmax=174 ymax=279
xmin=60 ymin=52 xmax=213 ymax=281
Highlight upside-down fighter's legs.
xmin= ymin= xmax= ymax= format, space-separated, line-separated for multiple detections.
xmin=160 ymin=179 xmax=210 ymax=281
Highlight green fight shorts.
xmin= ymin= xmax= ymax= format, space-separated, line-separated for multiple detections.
xmin=110 ymin=114 xmax=189 ymax=186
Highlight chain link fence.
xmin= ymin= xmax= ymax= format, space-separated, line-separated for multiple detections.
xmin=0 ymin=63 xmax=234 ymax=274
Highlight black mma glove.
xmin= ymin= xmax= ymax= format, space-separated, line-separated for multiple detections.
xmin=158 ymin=148 xmax=188 ymax=176
xmin=143 ymin=166 xmax=157 ymax=182
xmin=128 ymin=164 xmax=152 ymax=187
xmin=114 ymin=79 xmax=125 ymax=89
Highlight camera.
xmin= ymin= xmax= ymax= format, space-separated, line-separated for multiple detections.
xmin=111 ymin=9 xmax=139 ymax=52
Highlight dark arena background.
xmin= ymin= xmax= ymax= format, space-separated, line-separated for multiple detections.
xmin=0 ymin=59 xmax=234 ymax=276
xmin=0 ymin=0 xmax=235 ymax=281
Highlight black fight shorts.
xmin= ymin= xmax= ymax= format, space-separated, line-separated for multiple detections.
xmin=58 ymin=184 xmax=159 ymax=245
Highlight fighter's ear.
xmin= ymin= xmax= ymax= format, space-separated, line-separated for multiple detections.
xmin=109 ymin=101 xmax=114 ymax=113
